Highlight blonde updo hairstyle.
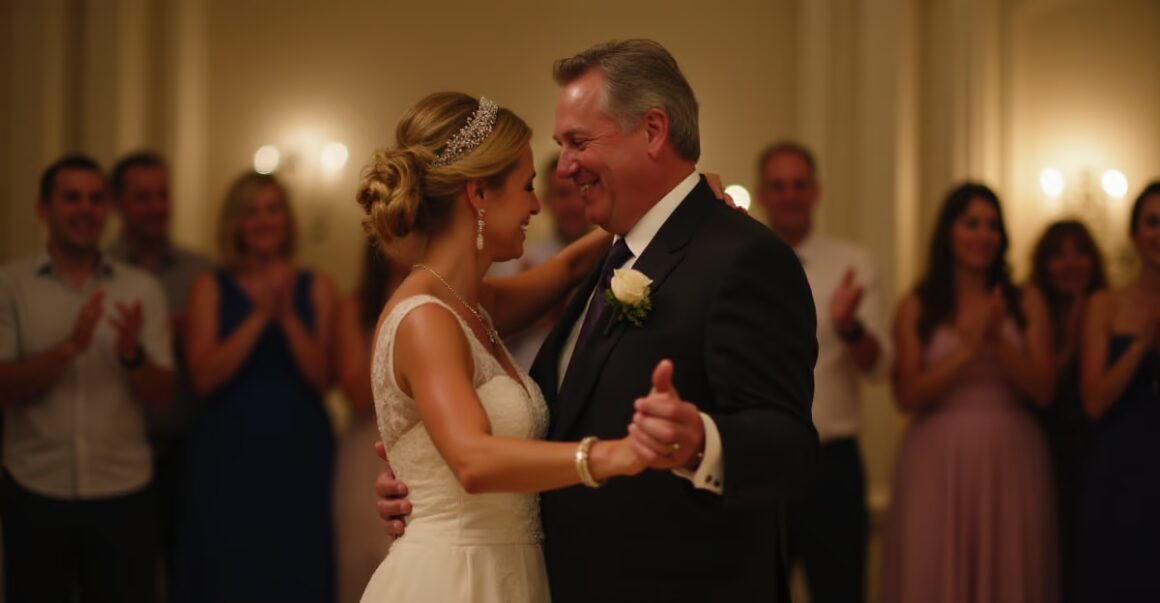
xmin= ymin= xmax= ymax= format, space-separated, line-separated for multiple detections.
xmin=357 ymin=92 xmax=532 ymax=257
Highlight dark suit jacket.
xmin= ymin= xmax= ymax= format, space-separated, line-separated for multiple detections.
xmin=529 ymin=177 xmax=819 ymax=602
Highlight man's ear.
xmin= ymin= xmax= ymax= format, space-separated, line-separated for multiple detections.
xmin=642 ymin=108 xmax=670 ymax=159
xmin=35 ymin=199 xmax=49 ymax=221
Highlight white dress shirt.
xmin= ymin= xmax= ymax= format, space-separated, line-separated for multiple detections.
xmin=795 ymin=234 xmax=892 ymax=442
xmin=557 ymin=171 xmax=725 ymax=494
xmin=0 ymin=253 xmax=173 ymax=499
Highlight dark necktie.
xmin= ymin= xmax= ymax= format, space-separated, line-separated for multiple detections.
xmin=574 ymin=238 xmax=634 ymax=350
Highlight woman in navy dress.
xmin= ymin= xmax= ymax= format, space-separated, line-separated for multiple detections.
xmin=1078 ymin=182 xmax=1160 ymax=601
xmin=1027 ymin=220 xmax=1107 ymax=601
xmin=179 ymin=172 xmax=338 ymax=602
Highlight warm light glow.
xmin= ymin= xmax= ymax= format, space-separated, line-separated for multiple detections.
xmin=1101 ymin=169 xmax=1128 ymax=198
xmin=320 ymin=142 xmax=349 ymax=173
xmin=1039 ymin=168 xmax=1064 ymax=199
xmin=254 ymin=145 xmax=280 ymax=174
xmin=724 ymin=184 xmax=751 ymax=211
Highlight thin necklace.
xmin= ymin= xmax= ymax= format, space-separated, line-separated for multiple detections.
xmin=412 ymin=263 xmax=499 ymax=345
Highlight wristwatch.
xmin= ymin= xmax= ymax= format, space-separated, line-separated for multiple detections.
xmin=837 ymin=319 xmax=865 ymax=344
xmin=119 ymin=343 xmax=146 ymax=370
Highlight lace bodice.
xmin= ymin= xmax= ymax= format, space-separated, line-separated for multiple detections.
xmin=371 ymin=295 xmax=549 ymax=545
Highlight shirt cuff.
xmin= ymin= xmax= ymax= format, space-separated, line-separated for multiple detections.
xmin=672 ymin=412 xmax=724 ymax=494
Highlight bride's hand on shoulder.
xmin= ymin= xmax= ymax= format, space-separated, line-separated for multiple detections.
xmin=703 ymin=172 xmax=744 ymax=212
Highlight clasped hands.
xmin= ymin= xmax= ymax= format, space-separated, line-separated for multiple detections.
xmin=249 ymin=262 xmax=299 ymax=325
xmin=961 ymin=285 xmax=1011 ymax=350
xmin=374 ymin=359 xmax=706 ymax=537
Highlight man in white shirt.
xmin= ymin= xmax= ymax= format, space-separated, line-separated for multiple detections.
xmin=0 ymin=155 xmax=175 ymax=602
xmin=756 ymin=141 xmax=893 ymax=603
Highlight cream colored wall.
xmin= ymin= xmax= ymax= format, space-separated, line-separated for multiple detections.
xmin=4 ymin=0 xmax=72 ymax=260
xmin=1007 ymin=0 xmax=1160 ymax=281
xmin=1 ymin=2 xmax=11 ymax=248
xmin=909 ymin=0 xmax=1160 ymax=282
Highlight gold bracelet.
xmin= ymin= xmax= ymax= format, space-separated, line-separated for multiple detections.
xmin=575 ymin=436 xmax=604 ymax=488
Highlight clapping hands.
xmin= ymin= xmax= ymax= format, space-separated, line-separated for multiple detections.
xmin=108 ymin=299 xmax=144 ymax=362
xmin=962 ymin=286 xmax=1008 ymax=350
xmin=831 ymin=266 xmax=864 ymax=333
xmin=251 ymin=262 xmax=296 ymax=323
xmin=628 ymin=359 xmax=706 ymax=471
xmin=66 ymin=290 xmax=105 ymax=355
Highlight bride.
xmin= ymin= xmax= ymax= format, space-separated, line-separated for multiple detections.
xmin=356 ymin=92 xmax=648 ymax=602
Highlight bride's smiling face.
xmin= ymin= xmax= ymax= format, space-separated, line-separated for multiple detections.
xmin=482 ymin=145 xmax=540 ymax=262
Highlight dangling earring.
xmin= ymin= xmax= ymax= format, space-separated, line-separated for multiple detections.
xmin=476 ymin=208 xmax=486 ymax=251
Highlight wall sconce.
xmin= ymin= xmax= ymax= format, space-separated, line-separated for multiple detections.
xmin=724 ymin=184 xmax=751 ymax=211
xmin=250 ymin=136 xmax=351 ymax=245
xmin=1039 ymin=165 xmax=1134 ymax=279
xmin=1039 ymin=166 xmax=1129 ymax=218
xmin=320 ymin=142 xmax=349 ymax=174
xmin=254 ymin=145 xmax=281 ymax=174
xmin=1039 ymin=168 xmax=1064 ymax=200
xmin=1101 ymin=169 xmax=1128 ymax=199
xmin=250 ymin=140 xmax=349 ymax=176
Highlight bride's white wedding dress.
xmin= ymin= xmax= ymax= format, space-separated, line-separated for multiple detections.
xmin=360 ymin=295 xmax=551 ymax=602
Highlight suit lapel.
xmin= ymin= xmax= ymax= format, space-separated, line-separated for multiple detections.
xmin=550 ymin=178 xmax=714 ymax=438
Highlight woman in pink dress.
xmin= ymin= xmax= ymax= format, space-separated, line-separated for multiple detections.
xmin=883 ymin=183 xmax=1058 ymax=603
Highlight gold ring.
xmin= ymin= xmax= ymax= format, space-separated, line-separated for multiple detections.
xmin=669 ymin=442 xmax=681 ymax=454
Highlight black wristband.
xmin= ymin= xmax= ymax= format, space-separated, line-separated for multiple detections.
xmin=119 ymin=343 xmax=146 ymax=370
xmin=837 ymin=320 xmax=865 ymax=344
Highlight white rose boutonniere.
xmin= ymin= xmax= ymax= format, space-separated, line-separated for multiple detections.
xmin=605 ymin=267 xmax=654 ymax=328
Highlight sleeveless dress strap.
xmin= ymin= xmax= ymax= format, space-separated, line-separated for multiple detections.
xmin=377 ymin=294 xmax=500 ymax=396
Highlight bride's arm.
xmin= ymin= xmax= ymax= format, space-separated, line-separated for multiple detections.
xmin=480 ymin=229 xmax=611 ymax=337
xmin=395 ymin=303 xmax=642 ymax=493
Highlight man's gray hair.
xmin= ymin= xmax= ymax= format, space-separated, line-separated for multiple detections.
xmin=553 ymin=39 xmax=700 ymax=162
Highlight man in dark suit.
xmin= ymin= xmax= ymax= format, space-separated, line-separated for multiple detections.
xmin=535 ymin=38 xmax=817 ymax=602
xmin=377 ymin=39 xmax=817 ymax=602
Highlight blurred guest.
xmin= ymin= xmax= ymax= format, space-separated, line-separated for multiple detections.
xmin=488 ymin=153 xmax=589 ymax=368
xmin=1027 ymin=219 xmax=1107 ymax=601
xmin=332 ymin=242 xmax=405 ymax=603
xmin=178 ymin=172 xmax=337 ymax=602
xmin=107 ymin=150 xmax=214 ymax=597
xmin=756 ymin=141 xmax=892 ymax=603
xmin=1077 ymin=182 xmax=1160 ymax=602
xmin=884 ymin=182 xmax=1058 ymax=603
xmin=0 ymin=155 xmax=174 ymax=602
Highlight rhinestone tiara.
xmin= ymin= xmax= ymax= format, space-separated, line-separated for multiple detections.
xmin=430 ymin=97 xmax=499 ymax=168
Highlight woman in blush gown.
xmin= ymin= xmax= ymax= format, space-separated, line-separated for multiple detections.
xmin=354 ymin=92 xmax=648 ymax=602
xmin=1077 ymin=182 xmax=1160 ymax=602
xmin=883 ymin=183 xmax=1058 ymax=603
